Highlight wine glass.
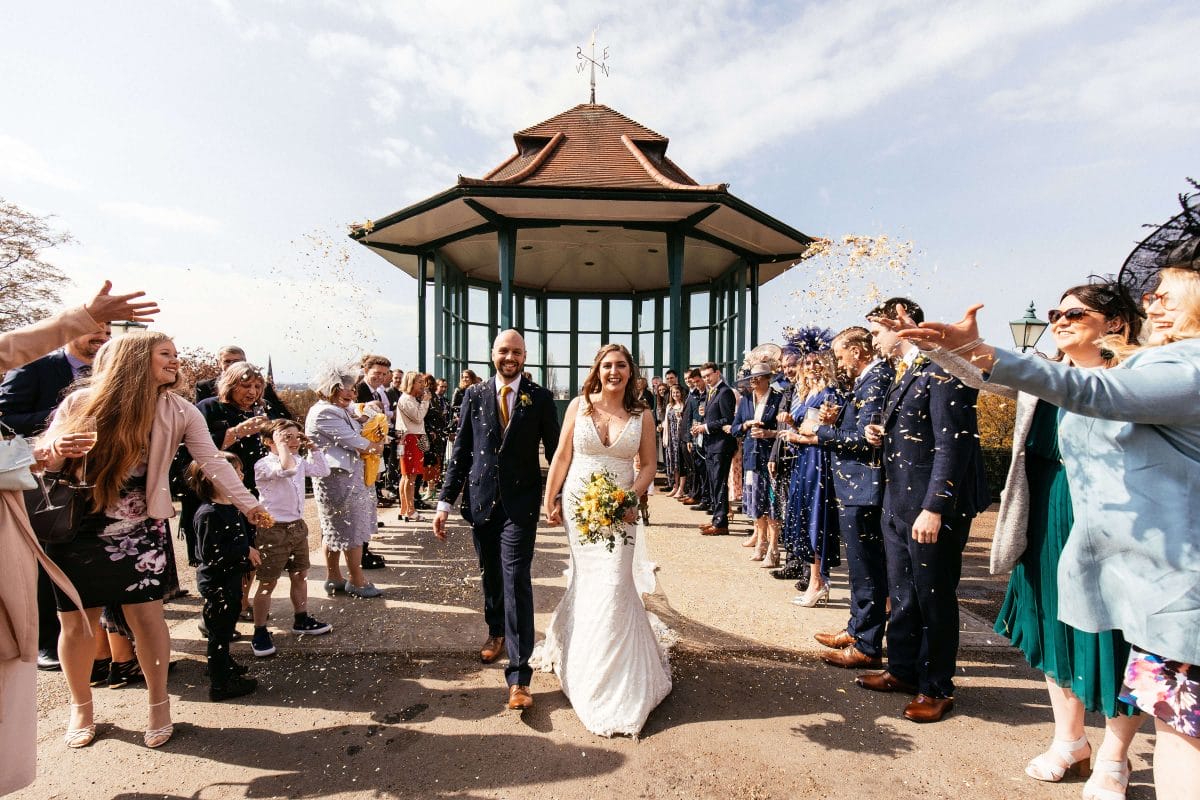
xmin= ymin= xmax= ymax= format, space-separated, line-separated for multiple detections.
xmin=867 ymin=412 xmax=883 ymax=468
xmin=27 ymin=438 xmax=64 ymax=511
xmin=73 ymin=416 xmax=99 ymax=488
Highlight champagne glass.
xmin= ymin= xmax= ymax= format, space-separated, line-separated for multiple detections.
xmin=74 ymin=416 xmax=99 ymax=488
xmin=27 ymin=438 xmax=64 ymax=511
xmin=867 ymin=412 xmax=883 ymax=468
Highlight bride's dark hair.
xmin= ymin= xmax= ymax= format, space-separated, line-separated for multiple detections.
xmin=580 ymin=343 xmax=645 ymax=415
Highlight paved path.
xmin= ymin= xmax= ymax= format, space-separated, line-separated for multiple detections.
xmin=19 ymin=495 xmax=1156 ymax=799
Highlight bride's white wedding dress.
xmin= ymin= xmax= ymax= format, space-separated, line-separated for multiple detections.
xmin=530 ymin=411 xmax=674 ymax=737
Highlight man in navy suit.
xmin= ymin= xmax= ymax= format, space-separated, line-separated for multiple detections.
xmin=433 ymin=330 xmax=560 ymax=711
xmin=856 ymin=299 xmax=989 ymax=723
xmin=679 ymin=369 xmax=708 ymax=509
xmin=692 ymin=362 xmax=737 ymax=535
xmin=800 ymin=326 xmax=894 ymax=669
xmin=0 ymin=323 xmax=110 ymax=671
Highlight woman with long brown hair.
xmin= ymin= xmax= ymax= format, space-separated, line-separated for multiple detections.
xmin=40 ymin=331 xmax=268 ymax=750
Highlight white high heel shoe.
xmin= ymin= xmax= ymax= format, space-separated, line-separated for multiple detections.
xmin=64 ymin=700 xmax=96 ymax=748
xmin=1024 ymin=734 xmax=1091 ymax=782
xmin=143 ymin=698 xmax=174 ymax=748
xmin=791 ymin=583 xmax=829 ymax=607
xmin=1081 ymin=759 xmax=1129 ymax=800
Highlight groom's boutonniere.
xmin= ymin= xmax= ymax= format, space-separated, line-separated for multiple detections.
xmin=518 ymin=392 xmax=532 ymax=408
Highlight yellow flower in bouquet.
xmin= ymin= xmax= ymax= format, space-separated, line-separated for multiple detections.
xmin=571 ymin=470 xmax=640 ymax=552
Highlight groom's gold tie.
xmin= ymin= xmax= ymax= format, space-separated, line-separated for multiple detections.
xmin=498 ymin=385 xmax=512 ymax=428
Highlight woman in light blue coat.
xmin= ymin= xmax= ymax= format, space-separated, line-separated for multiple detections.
xmin=896 ymin=249 xmax=1200 ymax=800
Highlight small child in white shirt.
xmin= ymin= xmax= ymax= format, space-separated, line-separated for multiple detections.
xmin=250 ymin=419 xmax=333 ymax=657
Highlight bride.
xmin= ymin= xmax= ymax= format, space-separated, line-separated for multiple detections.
xmin=535 ymin=343 xmax=673 ymax=737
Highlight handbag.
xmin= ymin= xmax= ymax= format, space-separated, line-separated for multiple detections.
xmin=416 ymin=434 xmax=430 ymax=453
xmin=24 ymin=473 xmax=87 ymax=545
xmin=0 ymin=420 xmax=38 ymax=491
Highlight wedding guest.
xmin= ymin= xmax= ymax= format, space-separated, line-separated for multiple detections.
xmin=421 ymin=373 xmax=450 ymax=503
xmin=927 ymin=280 xmax=1144 ymax=794
xmin=451 ymin=368 xmax=479 ymax=424
xmin=664 ymin=368 xmax=679 ymax=387
xmin=196 ymin=362 xmax=276 ymax=491
xmin=856 ymin=297 xmax=989 ymax=724
xmin=679 ymin=369 xmax=708 ymax=508
xmin=0 ymin=321 xmax=110 ymax=672
xmin=187 ymin=454 xmax=260 ymax=701
xmin=305 ymin=365 xmax=385 ymax=598
xmin=662 ymin=384 xmax=687 ymax=497
xmin=730 ymin=363 xmax=784 ymax=564
xmin=0 ymin=282 xmax=156 ymax=792
xmin=780 ymin=351 xmax=843 ymax=604
xmin=41 ymin=330 xmax=269 ymax=750
xmin=804 ymin=326 xmax=894 ymax=668
xmin=768 ymin=353 xmax=808 ymax=586
xmin=357 ymin=355 xmax=396 ymax=507
xmin=897 ymin=215 xmax=1200 ymax=794
xmin=195 ymin=345 xmax=292 ymax=419
xmin=694 ymin=363 xmax=736 ymax=536
xmin=395 ymin=370 xmax=431 ymax=522
xmin=250 ymin=419 xmax=334 ymax=660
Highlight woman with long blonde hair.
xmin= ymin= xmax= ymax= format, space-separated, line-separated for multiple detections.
xmin=41 ymin=331 xmax=268 ymax=751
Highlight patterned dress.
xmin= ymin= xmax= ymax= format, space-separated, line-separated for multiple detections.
xmin=781 ymin=387 xmax=842 ymax=575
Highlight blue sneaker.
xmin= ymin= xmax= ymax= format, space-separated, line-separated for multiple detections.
xmin=251 ymin=628 xmax=276 ymax=658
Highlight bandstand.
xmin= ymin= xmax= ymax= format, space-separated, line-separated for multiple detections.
xmin=352 ymin=103 xmax=813 ymax=402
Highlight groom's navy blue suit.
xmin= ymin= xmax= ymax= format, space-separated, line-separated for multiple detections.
xmin=440 ymin=375 xmax=560 ymax=686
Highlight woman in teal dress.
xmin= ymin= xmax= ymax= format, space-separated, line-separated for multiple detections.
xmin=932 ymin=281 xmax=1144 ymax=800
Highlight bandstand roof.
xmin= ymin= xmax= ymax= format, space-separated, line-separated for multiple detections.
xmin=353 ymin=103 xmax=814 ymax=293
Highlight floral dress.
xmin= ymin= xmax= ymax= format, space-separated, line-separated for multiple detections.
xmin=48 ymin=464 xmax=171 ymax=610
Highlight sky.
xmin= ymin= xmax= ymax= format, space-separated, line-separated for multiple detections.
xmin=2 ymin=0 xmax=1196 ymax=381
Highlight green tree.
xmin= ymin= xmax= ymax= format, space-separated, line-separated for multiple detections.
xmin=0 ymin=198 xmax=73 ymax=332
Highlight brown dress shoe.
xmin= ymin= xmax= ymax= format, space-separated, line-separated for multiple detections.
xmin=822 ymin=645 xmax=883 ymax=669
xmin=814 ymin=629 xmax=854 ymax=649
xmin=903 ymin=694 xmax=954 ymax=723
xmin=507 ymin=684 xmax=534 ymax=711
xmin=480 ymin=636 xmax=505 ymax=664
xmin=680 ymin=497 xmax=698 ymax=505
xmin=700 ymin=525 xmax=729 ymax=536
xmin=854 ymin=670 xmax=918 ymax=694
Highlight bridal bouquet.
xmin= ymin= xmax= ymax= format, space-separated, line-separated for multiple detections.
xmin=572 ymin=470 xmax=639 ymax=552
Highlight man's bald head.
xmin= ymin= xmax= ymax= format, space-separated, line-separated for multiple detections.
xmin=492 ymin=329 xmax=526 ymax=379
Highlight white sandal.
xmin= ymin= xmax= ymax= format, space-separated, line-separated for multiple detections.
xmin=1024 ymin=734 xmax=1091 ymax=782
xmin=143 ymin=698 xmax=174 ymax=748
xmin=64 ymin=700 xmax=96 ymax=748
xmin=1082 ymin=759 xmax=1130 ymax=800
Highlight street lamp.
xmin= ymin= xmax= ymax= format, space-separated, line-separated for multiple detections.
xmin=1009 ymin=302 xmax=1049 ymax=353
xmin=109 ymin=320 xmax=149 ymax=338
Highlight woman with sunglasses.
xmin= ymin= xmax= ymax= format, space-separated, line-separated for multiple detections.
xmin=890 ymin=188 xmax=1200 ymax=800
xmin=923 ymin=280 xmax=1145 ymax=797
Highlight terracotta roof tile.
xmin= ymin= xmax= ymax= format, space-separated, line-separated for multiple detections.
xmin=460 ymin=103 xmax=726 ymax=192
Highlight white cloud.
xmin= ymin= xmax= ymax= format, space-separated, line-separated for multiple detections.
xmin=0 ymin=134 xmax=83 ymax=192
xmin=983 ymin=12 xmax=1200 ymax=131
xmin=100 ymin=202 xmax=222 ymax=233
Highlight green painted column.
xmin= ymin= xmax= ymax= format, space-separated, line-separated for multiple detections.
xmin=749 ymin=261 xmax=760 ymax=347
xmin=667 ymin=230 xmax=685 ymax=373
xmin=417 ymin=253 xmax=428 ymax=372
xmin=736 ymin=259 xmax=747 ymax=358
xmin=433 ymin=253 xmax=445 ymax=378
xmin=498 ymin=226 xmax=517 ymax=329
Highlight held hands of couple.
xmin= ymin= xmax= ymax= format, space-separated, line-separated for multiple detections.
xmin=543 ymin=498 xmax=563 ymax=526
xmin=248 ymin=547 xmax=263 ymax=568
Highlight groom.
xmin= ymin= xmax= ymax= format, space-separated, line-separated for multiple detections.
xmin=433 ymin=329 xmax=561 ymax=710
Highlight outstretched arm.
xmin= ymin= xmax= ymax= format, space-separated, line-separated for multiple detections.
xmin=542 ymin=398 xmax=579 ymax=526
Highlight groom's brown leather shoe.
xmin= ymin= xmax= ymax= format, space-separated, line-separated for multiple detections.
xmin=507 ymin=684 xmax=533 ymax=711
xmin=814 ymin=629 xmax=854 ymax=649
xmin=822 ymin=645 xmax=883 ymax=669
xmin=903 ymin=694 xmax=954 ymax=723
xmin=854 ymin=670 xmax=918 ymax=694
xmin=700 ymin=525 xmax=729 ymax=535
xmin=480 ymin=636 xmax=505 ymax=664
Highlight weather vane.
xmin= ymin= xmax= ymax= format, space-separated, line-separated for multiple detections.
xmin=576 ymin=28 xmax=609 ymax=104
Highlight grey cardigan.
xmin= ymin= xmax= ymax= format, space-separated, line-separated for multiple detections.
xmin=928 ymin=348 xmax=1035 ymax=575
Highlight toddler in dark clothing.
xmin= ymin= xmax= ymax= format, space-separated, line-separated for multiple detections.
xmin=187 ymin=453 xmax=262 ymax=701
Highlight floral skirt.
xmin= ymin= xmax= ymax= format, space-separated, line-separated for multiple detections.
xmin=1120 ymin=648 xmax=1200 ymax=738
xmin=48 ymin=512 xmax=170 ymax=611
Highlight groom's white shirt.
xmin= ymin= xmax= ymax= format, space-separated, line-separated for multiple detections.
xmin=437 ymin=373 xmax=521 ymax=514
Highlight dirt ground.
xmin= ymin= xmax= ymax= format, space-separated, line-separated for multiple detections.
xmin=17 ymin=496 xmax=1157 ymax=800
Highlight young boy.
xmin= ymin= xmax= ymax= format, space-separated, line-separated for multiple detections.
xmin=251 ymin=419 xmax=333 ymax=657
xmin=188 ymin=453 xmax=260 ymax=701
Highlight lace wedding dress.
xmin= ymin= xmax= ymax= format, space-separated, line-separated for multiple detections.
xmin=530 ymin=411 xmax=674 ymax=737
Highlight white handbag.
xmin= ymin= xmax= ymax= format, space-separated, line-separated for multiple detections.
xmin=0 ymin=420 xmax=38 ymax=491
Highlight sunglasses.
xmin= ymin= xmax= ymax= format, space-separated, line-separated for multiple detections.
xmin=1142 ymin=291 xmax=1177 ymax=310
xmin=1047 ymin=307 xmax=1099 ymax=324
